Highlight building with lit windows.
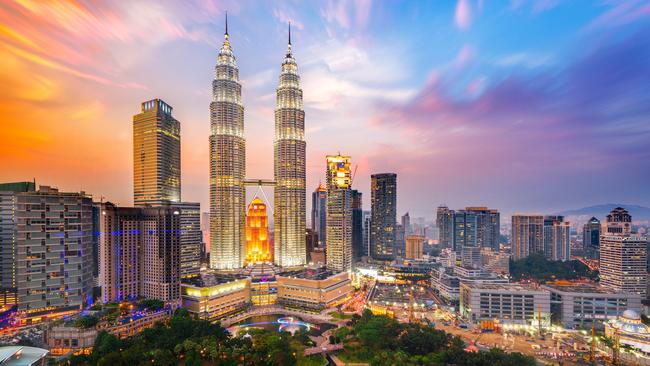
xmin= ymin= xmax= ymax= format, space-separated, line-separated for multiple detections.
xmin=543 ymin=215 xmax=570 ymax=261
xmin=511 ymin=214 xmax=544 ymax=260
xmin=277 ymin=269 xmax=351 ymax=311
xmin=600 ymin=235 xmax=647 ymax=297
xmin=405 ymin=235 xmax=424 ymax=259
xmin=245 ymin=197 xmax=272 ymax=264
xmin=209 ymin=17 xmax=246 ymax=270
xmin=464 ymin=207 xmax=500 ymax=252
xmin=133 ymin=99 xmax=180 ymax=206
xmin=98 ymin=202 xmax=181 ymax=303
xmin=460 ymin=283 xmax=550 ymax=326
xmin=351 ymin=190 xmax=363 ymax=264
xmin=0 ymin=183 xmax=93 ymax=321
xmin=605 ymin=207 xmax=632 ymax=235
xmin=176 ymin=202 xmax=201 ymax=278
xmin=370 ymin=173 xmax=397 ymax=260
xmin=583 ymin=217 xmax=601 ymax=259
xmin=181 ymin=275 xmax=251 ymax=321
xmin=311 ymin=183 xmax=327 ymax=248
xmin=436 ymin=206 xmax=454 ymax=249
xmin=325 ymin=155 xmax=353 ymax=272
xmin=453 ymin=210 xmax=480 ymax=268
xmin=274 ymin=24 xmax=306 ymax=268
xmin=541 ymin=281 xmax=641 ymax=329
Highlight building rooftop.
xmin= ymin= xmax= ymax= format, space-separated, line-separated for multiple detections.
xmin=278 ymin=267 xmax=340 ymax=280
xmin=0 ymin=346 xmax=48 ymax=366
xmin=462 ymin=283 xmax=546 ymax=292
xmin=542 ymin=282 xmax=629 ymax=295
xmin=182 ymin=271 xmax=248 ymax=288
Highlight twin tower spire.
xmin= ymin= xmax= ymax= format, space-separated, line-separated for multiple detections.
xmin=209 ymin=14 xmax=306 ymax=270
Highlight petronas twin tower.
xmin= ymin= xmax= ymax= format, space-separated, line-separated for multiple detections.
xmin=210 ymin=16 xmax=306 ymax=270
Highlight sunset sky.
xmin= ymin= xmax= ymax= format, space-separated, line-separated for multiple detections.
xmin=1 ymin=0 xmax=649 ymax=219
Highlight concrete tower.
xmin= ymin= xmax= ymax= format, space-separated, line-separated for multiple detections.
xmin=209 ymin=14 xmax=246 ymax=269
xmin=274 ymin=23 xmax=307 ymax=267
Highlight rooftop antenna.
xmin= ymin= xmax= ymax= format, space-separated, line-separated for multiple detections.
xmin=225 ymin=11 xmax=228 ymax=36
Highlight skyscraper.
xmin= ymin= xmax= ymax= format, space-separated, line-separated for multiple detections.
xmin=511 ymin=215 xmax=544 ymax=260
xmin=311 ymin=183 xmax=327 ymax=248
xmin=436 ymin=205 xmax=454 ymax=248
xmin=326 ymin=155 xmax=352 ymax=272
xmin=133 ymin=99 xmax=180 ymax=206
xmin=245 ymin=197 xmax=272 ymax=264
xmin=99 ymin=202 xmax=181 ymax=303
xmin=370 ymin=173 xmax=397 ymax=260
xmin=583 ymin=217 xmax=601 ymax=259
xmin=405 ymin=235 xmax=424 ymax=259
xmin=600 ymin=207 xmax=646 ymax=297
xmin=210 ymin=16 xmax=246 ymax=269
xmin=401 ymin=212 xmax=411 ymax=236
xmin=176 ymin=202 xmax=201 ymax=277
xmin=274 ymin=24 xmax=306 ymax=268
xmin=600 ymin=235 xmax=647 ymax=297
xmin=543 ymin=215 xmax=570 ymax=261
xmin=453 ymin=210 xmax=480 ymax=268
xmin=465 ymin=207 xmax=500 ymax=252
xmin=362 ymin=210 xmax=371 ymax=257
xmin=0 ymin=183 xmax=93 ymax=313
xmin=351 ymin=190 xmax=363 ymax=264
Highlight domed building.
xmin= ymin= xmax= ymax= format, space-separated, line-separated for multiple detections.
xmin=605 ymin=309 xmax=650 ymax=354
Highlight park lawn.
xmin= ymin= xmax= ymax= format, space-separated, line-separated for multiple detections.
xmin=329 ymin=311 xmax=352 ymax=319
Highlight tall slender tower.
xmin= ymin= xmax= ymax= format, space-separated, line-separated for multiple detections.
xmin=133 ymin=99 xmax=180 ymax=206
xmin=210 ymin=14 xmax=246 ymax=269
xmin=274 ymin=23 xmax=306 ymax=267
xmin=326 ymin=155 xmax=353 ymax=272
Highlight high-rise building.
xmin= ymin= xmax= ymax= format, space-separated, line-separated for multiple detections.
xmin=370 ymin=173 xmax=397 ymax=260
xmin=600 ymin=235 xmax=647 ymax=297
xmin=605 ymin=207 xmax=632 ymax=235
xmin=0 ymin=184 xmax=93 ymax=314
xmin=0 ymin=182 xmax=35 ymax=307
xmin=351 ymin=190 xmax=363 ymax=264
xmin=599 ymin=207 xmax=646 ymax=297
xmin=133 ymin=99 xmax=181 ymax=206
xmin=325 ymin=155 xmax=352 ymax=272
xmin=209 ymin=17 xmax=246 ymax=270
xmin=362 ymin=210 xmax=371 ymax=258
xmin=543 ymin=215 xmax=571 ymax=261
xmin=311 ymin=183 xmax=327 ymax=248
xmin=511 ymin=215 xmax=544 ymax=260
xmin=305 ymin=229 xmax=319 ymax=262
xmin=274 ymin=24 xmax=306 ymax=268
xmin=99 ymin=202 xmax=181 ymax=303
xmin=401 ymin=212 xmax=411 ymax=236
xmin=405 ymin=235 xmax=424 ymax=259
xmin=176 ymin=202 xmax=201 ymax=277
xmin=583 ymin=217 xmax=601 ymax=259
xmin=436 ymin=206 xmax=454 ymax=248
xmin=453 ymin=210 xmax=480 ymax=268
xmin=395 ymin=224 xmax=406 ymax=258
xmin=465 ymin=207 xmax=500 ymax=252
xmin=245 ymin=197 xmax=272 ymax=264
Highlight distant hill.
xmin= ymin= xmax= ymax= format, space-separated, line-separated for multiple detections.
xmin=556 ymin=204 xmax=650 ymax=222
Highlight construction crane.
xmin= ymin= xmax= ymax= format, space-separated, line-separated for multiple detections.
xmin=350 ymin=164 xmax=359 ymax=185
xmin=589 ymin=322 xmax=596 ymax=365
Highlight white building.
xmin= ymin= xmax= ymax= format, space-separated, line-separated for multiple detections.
xmin=600 ymin=235 xmax=647 ymax=298
xmin=460 ymin=283 xmax=550 ymax=325
xmin=541 ymin=282 xmax=641 ymax=329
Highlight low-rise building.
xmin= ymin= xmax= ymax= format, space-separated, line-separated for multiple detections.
xmin=541 ymin=281 xmax=641 ymax=330
xmin=606 ymin=309 xmax=650 ymax=354
xmin=181 ymin=275 xmax=251 ymax=321
xmin=0 ymin=346 xmax=48 ymax=366
xmin=277 ymin=269 xmax=351 ymax=311
xmin=431 ymin=265 xmax=508 ymax=304
xmin=460 ymin=283 xmax=550 ymax=326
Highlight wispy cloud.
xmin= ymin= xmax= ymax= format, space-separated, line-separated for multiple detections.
xmin=455 ymin=0 xmax=472 ymax=30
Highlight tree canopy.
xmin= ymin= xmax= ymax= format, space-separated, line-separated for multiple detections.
xmin=509 ymin=253 xmax=598 ymax=282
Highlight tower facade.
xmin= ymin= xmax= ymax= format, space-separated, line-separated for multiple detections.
xmin=326 ymin=155 xmax=352 ymax=272
xmin=436 ymin=205 xmax=454 ymax=249
xmin=370 ymin=173 xmax=397 ymax=260
xmin=274 ymin=25 xmax=306 ymax=267
xmin=209 ymin=18 xmax=246 ymax=269
xmin=245 ymin=197 xmax=272 ymax=264
xmin=311 ymin=184 xmax=327 ymax=248
xmin=583 ymin=217 xmax=601 ymax=259
xmin=133 ymin=99 xmax=181 ymax=206
xmin=511 ymin=214 xmax=544 ymax=260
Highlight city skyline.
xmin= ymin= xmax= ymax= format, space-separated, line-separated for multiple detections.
xmin=1 ymin=1 xmax=650 ymax=218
